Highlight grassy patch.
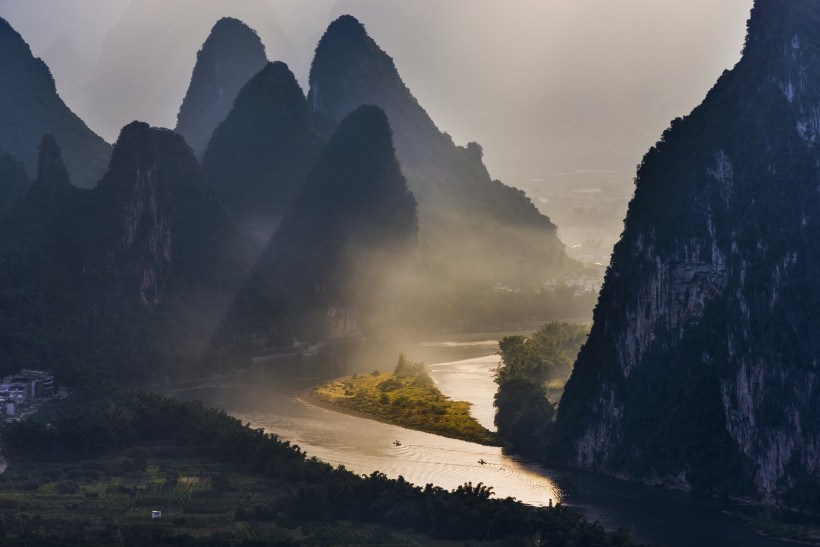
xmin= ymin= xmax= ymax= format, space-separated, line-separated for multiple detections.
xmin=0 ymin=447 xmax=480 ymax=546
xmin=312 ymin=355 xmax=499 ymax=446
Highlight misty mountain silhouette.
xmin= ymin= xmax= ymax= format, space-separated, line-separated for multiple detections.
xmin=0 ymin=16 xmax=110 ymax=188
xmin=250 ymin=105 xmax=417 ymax=341
xmin=0 ymin=13 xmax=583 ymax=379
xmin=176 ymin=17 xmax=268 ymax=160
xmin=202 ymin=61 xmax=324 ymax=242
xmin=309 ymin=15 xmax=575 ymax=287
xmin=0 ymin=124 xmax=278 ymax=383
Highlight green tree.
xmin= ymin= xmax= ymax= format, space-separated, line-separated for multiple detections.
xmin=494 ymin=322 xmax=588 ymax=454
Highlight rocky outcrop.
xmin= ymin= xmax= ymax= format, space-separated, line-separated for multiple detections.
xmin=36 ymin=135 xmax=71 ymax=190
xmin=176 ymin=17 xmax=268 ymax=159
xmin=0 ymin=17 xmax=111 ymax=188
xmin=551 ymin=0 xmax=820 ymax=504
xmin=94 ymin=122 xmax=173 ymax=307
xmin=26 ymin=134 xmax=80 ymax=217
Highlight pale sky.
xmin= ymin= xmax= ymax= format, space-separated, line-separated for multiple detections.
xmin=0 ymin=0 xmax=755 ymax=249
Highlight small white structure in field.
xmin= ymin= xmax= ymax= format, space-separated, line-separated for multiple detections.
xmin=151 ymin=510 xmax=162 ymax=519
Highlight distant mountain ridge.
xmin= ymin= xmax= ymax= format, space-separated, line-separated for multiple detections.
xmin=0 ymin=12 xmax=581 ymax=380
xmin=184 ymin=14 xmax=576 ymax=337
xmin=307 ymin=15 xmax=573 ymax=287
xmin=73 ymin=0 xmax=297 ymax=142
xmin=0 ymin=16 xmax=111 ymax=188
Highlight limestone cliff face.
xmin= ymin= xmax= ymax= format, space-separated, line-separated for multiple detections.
xmin=118 ymin=164 xmax=172 ymax=306
xmin=95 ymin=122 xmax=173 ymax=308
xmin=326 ymin=306 xmax=362 ymax=340
xmin=85 ymin=121 xmax=263 ymax=372
xmin=551 ymin=0 xmax=820 ymax=503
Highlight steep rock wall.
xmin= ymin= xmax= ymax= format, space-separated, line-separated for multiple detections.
xmin=552 ymin=0 xmax=820 ymax=503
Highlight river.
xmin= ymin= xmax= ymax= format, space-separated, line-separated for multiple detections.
xmin=165 ymin=336 xmax=795 ymax=546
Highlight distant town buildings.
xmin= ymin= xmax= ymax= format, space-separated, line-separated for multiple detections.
xmin=543 ymin=271 xmax=605 ymax=296
xmin=0 ymin=369 xmax=57 ymax=420
xmin=494 ymin=273 xmax=604 ymax=297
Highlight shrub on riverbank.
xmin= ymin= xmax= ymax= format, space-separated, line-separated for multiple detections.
xmin=494 ymin=322 xmax=589 ymax=458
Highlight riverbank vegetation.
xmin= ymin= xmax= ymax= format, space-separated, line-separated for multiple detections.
xmin=728 ymin=509 xmax=820 ymax=544
xmin=0 ymin=390 xmax=640 ymax=546
xmin=312 ymin=355 xmax=498 ymax=445
xmin=494 ymin=322 xmax=589 ymax=458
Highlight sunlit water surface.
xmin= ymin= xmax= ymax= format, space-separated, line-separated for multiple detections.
xmin=166 ymin=337 xmax=793 ymax=547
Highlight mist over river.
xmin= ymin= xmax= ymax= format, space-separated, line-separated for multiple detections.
xmin=164 ymin=335 xmax=793 ymax=546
